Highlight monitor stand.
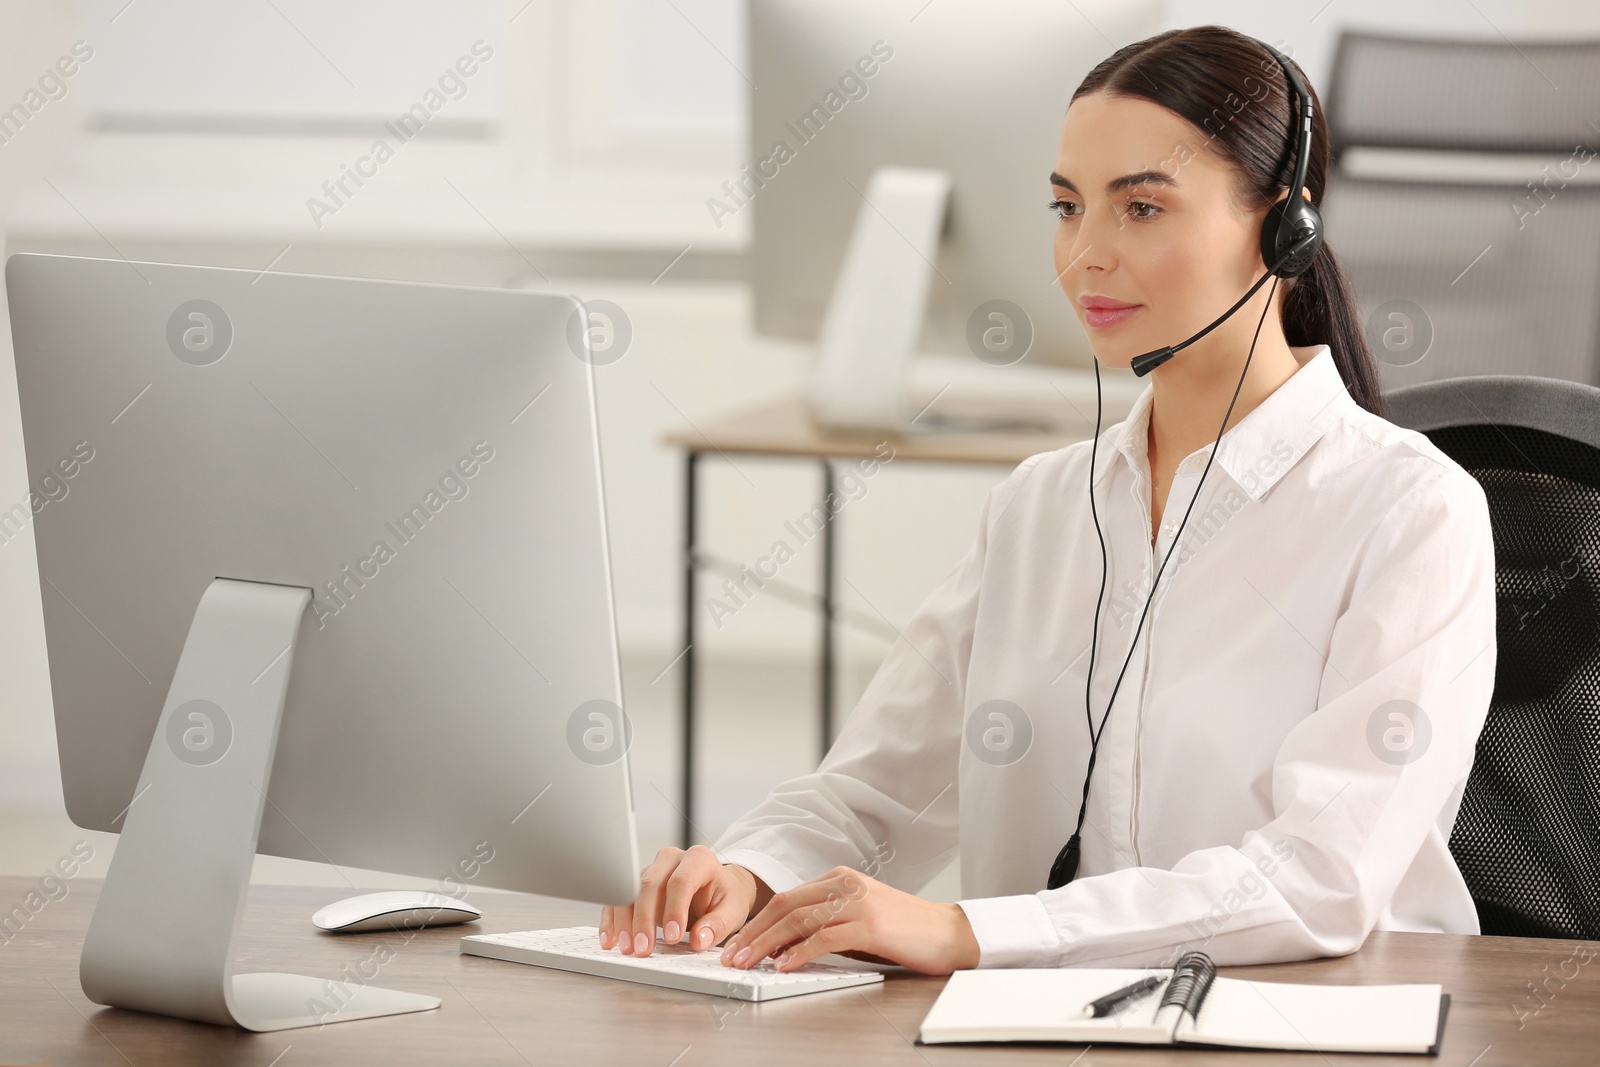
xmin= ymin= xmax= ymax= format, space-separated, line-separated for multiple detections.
xmin=78 ymin=577 xmax=441 ymax=1031
xmin=803 ymin=165 xmax=1092 ymax=438
xmin=806 ymin=165 xmax=951 ymax=433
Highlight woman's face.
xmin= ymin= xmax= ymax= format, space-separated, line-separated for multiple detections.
xmin=1050 ymin=91 xmax=1272 ymax=368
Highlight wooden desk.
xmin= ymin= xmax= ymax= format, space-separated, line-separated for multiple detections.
xmin=4 ymin=876 xmax=1596 ymax=1064
xmin=661 ymin=393 xmax=1092 ymax=845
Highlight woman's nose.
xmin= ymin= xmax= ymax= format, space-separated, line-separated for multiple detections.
xmin=1062 ymin=202 xmax=1126 ymax=276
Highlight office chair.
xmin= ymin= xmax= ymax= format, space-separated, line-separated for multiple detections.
xmin=1321 ymin=32 xmax=1600 ymax=390
xmin=1386 ymin=374 xmax=1600 ymax=939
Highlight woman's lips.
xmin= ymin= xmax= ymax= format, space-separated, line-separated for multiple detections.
xmin=1084 ymin=305 xmax=1141 ymax=329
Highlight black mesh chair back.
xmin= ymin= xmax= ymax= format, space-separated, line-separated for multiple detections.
xmin=1386 ymin=374 xmax=1600 ymax=938
xmin=1321 ymin=32 xmax=1600 ymax=390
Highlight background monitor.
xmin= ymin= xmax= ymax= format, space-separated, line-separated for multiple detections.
xmin=748 ymin=0 xmax=1166 ymax=373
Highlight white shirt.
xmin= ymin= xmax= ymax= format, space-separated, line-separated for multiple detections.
xmin=712 ymin=343 xmax=1498 ymax=969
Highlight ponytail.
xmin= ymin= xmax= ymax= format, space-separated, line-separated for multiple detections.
xmin=1282 ymin=243 xmax=1386 ymax=419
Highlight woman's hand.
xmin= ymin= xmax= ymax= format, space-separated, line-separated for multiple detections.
xmin=717 ymin=866 xmax=981 ymax=976
xmin=599 ymin=845 xmax=773 ymax=957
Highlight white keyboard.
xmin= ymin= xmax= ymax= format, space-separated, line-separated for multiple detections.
xmin=460 ymin=925 xmax=885 ymax=1002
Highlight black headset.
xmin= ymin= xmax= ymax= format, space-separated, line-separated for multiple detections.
xmin=1046 ymin=39 xmax=1324 ymax=891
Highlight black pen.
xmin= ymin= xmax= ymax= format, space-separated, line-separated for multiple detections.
xmin=1083 ymin=975 xmax=1165 ymax=1017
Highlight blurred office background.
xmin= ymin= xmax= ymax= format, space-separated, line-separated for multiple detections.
xmin=3 ymin=0 xmax=1598 ymax=900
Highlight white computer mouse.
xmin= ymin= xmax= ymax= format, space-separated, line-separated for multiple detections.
xmin=311 ymin=890 xmax=482 ymax=934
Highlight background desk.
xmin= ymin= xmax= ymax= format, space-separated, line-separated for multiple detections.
xmin=6 ymin=876 xmax=1597 ymax=1065
xmin=662 ymin=393 xmax=1092 ymax=846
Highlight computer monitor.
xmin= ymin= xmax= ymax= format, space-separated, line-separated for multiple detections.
xmin=748 ymin=0 xmax=1162 ymax=431
xmin=5 ymin=252 xmax=639 ymax=1030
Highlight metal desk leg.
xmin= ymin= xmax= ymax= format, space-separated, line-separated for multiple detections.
xmin=681 ymin=451 xmax=699 ymax=848
xmin=820 ymin=458 xmax=836 ymax=761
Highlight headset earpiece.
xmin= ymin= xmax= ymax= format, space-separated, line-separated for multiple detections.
xmin=1261 ymin=191 xmax=1323 ymax=279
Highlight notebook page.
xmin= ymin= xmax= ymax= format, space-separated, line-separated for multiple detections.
xmin=1174 ymin=976 xmax=1444 ymax=1053
xmin=918 ymin=968 xmax=1177 ymax=1045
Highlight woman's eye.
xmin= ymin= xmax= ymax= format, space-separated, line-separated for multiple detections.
xmin=1046 ymin=199 xmax=1158 ymax=221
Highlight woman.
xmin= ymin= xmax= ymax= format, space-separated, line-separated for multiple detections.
xmin=599 ymin=25 xmax=1497 ymax=975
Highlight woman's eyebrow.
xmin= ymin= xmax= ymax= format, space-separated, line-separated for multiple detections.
xmin=1050 ymin=170 xmax=1179 ymax=194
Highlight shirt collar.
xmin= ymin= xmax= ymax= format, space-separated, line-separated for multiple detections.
xmin=1093 ymin=344 xmax=1348 ymax=502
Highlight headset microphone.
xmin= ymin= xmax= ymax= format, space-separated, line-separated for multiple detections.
xmin=1047 ymin=39 xmax=1323 ymax=891
xmin=1128 ymin=229 xmax=1318 ymax=377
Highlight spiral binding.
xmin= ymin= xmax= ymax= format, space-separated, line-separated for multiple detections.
xmin=1158 ymin=951 xmax=1217 ymax=1021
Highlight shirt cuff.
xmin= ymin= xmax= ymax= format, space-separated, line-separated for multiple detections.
xmin=956 ymin=893 xmax=1060 ymax=968
xmin=711 ymin=847 xmax=807 ymax=895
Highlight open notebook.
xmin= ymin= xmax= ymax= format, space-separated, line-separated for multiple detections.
xmin=917 ymin=951 xmax=1449 ymax=1055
